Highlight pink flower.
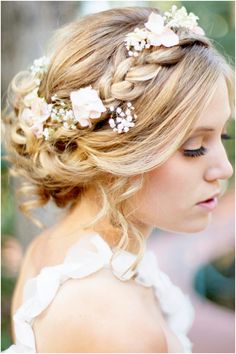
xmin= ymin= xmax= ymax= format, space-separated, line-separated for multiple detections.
xmin=23 ymin=88 xmax=39 ymax=107
xmin=192 ymin=26 xmax=205 ymax=36
xmin=21 ymin=108 xmax=35 ymax=126
xmin=145 ymin=12 xmax=179 ymax=48
xmin=29 ymin=122 xmax=44 ymax=138
xmin=21 ymin=96 xmax=51 ymax=138
xmin=70 ymin=86 xmax=106 ymax=127
xmin=30 ymin=97 xmax=51 ymax=122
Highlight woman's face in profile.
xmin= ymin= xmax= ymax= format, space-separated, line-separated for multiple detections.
xmin=132 ymin=75 xmax=233 ymax=234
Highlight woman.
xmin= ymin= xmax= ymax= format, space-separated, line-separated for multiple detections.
xmin=3 ymin=5 xmax=234 ymax=353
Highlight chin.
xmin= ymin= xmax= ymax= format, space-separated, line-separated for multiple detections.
xmin=179 ymin=215 xmax=213 ymax=234
xmin=156 ymin=214 xmax=212 ymax=234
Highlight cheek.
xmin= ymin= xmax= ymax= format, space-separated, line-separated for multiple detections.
xmin=135 ymin=155 xmax=200 ymax=220
xmin=147 ymin=157 xmax=188 ymax=205
xmin=131 ymin=155 xmax=211 ymax=233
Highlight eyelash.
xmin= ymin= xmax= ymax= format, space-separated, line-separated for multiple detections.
xmin=183 ymin=134 xmax=233 ymax=158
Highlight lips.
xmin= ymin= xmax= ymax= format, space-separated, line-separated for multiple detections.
xmin=197 ymin=192 xmax=220 ymax=204
xmin=197 ymin=197 xmax=218 ymax=211
xmin=196 ymin=192 xmax=220 ymax=212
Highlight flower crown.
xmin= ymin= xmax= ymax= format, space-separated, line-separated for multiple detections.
xmin=21 ymin=58 xmax=137 ymax=140
xmin=20 ymin=5 xmax=204 ymax=140
xmin=125 ymin=5 xmax=205 ymax=56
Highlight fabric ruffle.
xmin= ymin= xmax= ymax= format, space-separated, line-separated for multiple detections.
xmin=3 ymin=233 xmax=194 ymax=353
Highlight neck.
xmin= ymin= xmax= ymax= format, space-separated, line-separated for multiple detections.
xmin=53 ymin=187 xmax=153 ymax=253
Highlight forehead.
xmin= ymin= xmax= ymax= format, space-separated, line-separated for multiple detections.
xmin=194 ymin=75 xmax=231 ymax=128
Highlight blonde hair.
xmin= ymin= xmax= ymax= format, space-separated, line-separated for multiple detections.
xmin=3 ymin=7 xmax=234 ymax=273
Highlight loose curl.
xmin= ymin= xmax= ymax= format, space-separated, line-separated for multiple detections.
xmin=3 ymin=7 xmax=234 ymax=275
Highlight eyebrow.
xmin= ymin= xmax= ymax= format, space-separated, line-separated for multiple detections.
xmin=190 ymin=117 xmax=232 ymax=133
xmin=190 ymin=127 xmax=214 ymax=133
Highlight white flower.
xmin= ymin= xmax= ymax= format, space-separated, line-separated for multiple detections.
xmin=70 ymin=86 xmax=106 ymax=127
xmin=30 ymin=56 xmax=50 ymax=77
xmin=109 ymin=103 xmax=136 ymax=133
xmin=30 ymin=97 xmax=51 ymax=122
xmin=145 ymin=12 xmax=179 ymax=48
xmin=164 ymin=5 xmax=205 ymax=34
xmin=65 ymin=110 xmax=74 ymax=119
xmin=51 ymin=112 xmax=58 ymax=121
xmin=51 ymin=94 xmax=58 ymax=101
xmin=109 ymin=119 xmax=116 ymax=129
xmin=145 ymin=13 xmax=166 ymax=34
xmin=125 ymin=6 xmax=205 ymax=57
xmin=23 ymin=88 xmax=39 ymax=107
xmin=125 ymin=27 xmax=149 ymax=52
xmin=21 ymin=108 xmax=35 ymax=127
xmin=21 ymin=93 xmax=51 ymax=138
xmin=29 ymin=123 xmax=44 ymax=138
xmin=42 ymin=127 xmax=55 ymax=140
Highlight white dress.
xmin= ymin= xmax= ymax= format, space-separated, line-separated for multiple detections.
xmin=3 ymin=232 xmax=194 ymax=353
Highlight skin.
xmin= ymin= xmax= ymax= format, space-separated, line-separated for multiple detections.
xmin=56 ymin=74 xmax=233 ymax=246
xmin=130 ymin=74 xmax=233 ymax=235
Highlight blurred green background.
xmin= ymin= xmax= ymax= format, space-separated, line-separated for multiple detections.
xmin=1 ymin=1 xmax=235 ymax=351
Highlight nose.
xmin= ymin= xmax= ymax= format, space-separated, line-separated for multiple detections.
xmin=204 ymin=143 xmax=234 ymax=182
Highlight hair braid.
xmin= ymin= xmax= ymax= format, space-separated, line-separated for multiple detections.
xmin=98 ymin=34 xmax=212 ymax=108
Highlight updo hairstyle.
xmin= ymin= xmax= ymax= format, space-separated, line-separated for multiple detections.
xmin=3 ymin=7 xmax=234 ymax=270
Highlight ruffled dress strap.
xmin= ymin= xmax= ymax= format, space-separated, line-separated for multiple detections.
xmin=4 ymin=233 xmax=194 ymax=353
xmin=136 ymin=250 xmax=194 ymax=353
xmin=4 ymin=233 xmax=117 ymax=353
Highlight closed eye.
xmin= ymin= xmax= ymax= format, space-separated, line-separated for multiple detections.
xmin=183 ymin=146 xmax=207 ymax=158
xmin=183 ymin=133 xmax=234 ymax=158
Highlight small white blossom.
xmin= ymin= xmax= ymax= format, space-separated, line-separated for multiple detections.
xmin=47 ymin=104 xmax=53 ymax=112
xmin=51 ymin=112 xmax=58 ymax=120
xmin=164 ymin=5 xmax=201 ymax=30
xmin=43 ymin=127 xmax=54 ymax=140
xmin=109 ymin=102 xmax=136 ymax=133
xmin=51 ymin=95 xmax=58 ymax=101
xmin=109 ymin=118 xmax=116 ymax=129
xmin=30 ymin=56 xmax=50 ymax=78
xmin=66 ymin=110 xmax=74 ymax=119
xmin=126 ymin=116 xmax=132 ymax=122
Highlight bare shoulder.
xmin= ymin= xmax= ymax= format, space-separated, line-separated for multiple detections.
xmin=33 ymin=269 xmax=168 ymax=353
xmin=12 ymin=231 xmax=49 ymax=297
xmin=15 ymin=230 xmax=49 ymax=281
xmin=11 ymin=230 xmax=51 ymax=340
